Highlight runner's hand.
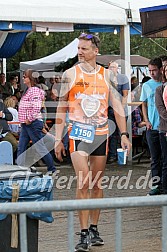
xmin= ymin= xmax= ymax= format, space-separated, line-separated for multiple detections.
xmin=121 ymin=135 xmax=132 ymax=155
xmin=54 ymin=141 xmax=66 ymax=162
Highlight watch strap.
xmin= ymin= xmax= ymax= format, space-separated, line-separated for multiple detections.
xmin=121 ymin=132 xmax=129 ymax=138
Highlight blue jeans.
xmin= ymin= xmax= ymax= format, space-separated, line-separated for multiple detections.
xmin=146 ymin=129 xmax=162 ymax=187
xmin=108 ymin=124 xmax=119 ymax=159
xmin=17 ymin=119 xmax=56 ymax=172
xmin=108 ymin=106 xmax=128 ymax=159
xmin=108 ymin=107 xmax=118 ymax=159
xmin=159 ymin=132 xmax=167 ymax=193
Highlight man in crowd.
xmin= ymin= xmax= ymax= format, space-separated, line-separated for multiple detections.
xmin=107 ymin=60 xmax=129 ymax=164
xmin=140 ymin=57 xmax=163 ymax=195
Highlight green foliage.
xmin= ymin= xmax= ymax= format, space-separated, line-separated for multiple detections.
xmin=6 ymin=31 xmax=167 ymax=74
xmin=99 ymin=32 xmax=120 ymax=54
xmin=130 ymin=35 xmax=167 ymax=58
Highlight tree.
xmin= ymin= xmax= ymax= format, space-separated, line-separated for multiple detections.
xmin=6 ymin=31 xmax=167 ymax=75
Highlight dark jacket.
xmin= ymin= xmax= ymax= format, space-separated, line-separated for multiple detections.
xmin=0 ymin=101 xmax=13 ymax=134
xmin=155 ymin=84 xmax=167 ymax=132
xmin=0 ymin=82 xmax=13 ymax=100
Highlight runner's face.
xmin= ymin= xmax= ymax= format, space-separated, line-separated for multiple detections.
xmin=78 ymin=39 xmax=98 ymax=63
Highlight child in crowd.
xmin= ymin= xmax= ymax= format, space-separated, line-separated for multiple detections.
xmin=4 ymin=96 xmax=20 ymax=135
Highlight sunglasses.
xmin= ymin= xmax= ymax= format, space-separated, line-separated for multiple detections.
xmin=23 ymin=75 xmax=28 ymax=79
xmin=79 ymin=33 xmax=98 ymax=47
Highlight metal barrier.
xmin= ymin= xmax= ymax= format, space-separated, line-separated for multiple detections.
xmin=0 ymin=195 xmax=167 ymax=252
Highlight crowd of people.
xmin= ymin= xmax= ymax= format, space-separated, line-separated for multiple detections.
xmin=0 ymin=33 xmax=167 ymax=252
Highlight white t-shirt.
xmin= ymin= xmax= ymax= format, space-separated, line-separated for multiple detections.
xmin=7 ymin=107 xmax=19 ymax=133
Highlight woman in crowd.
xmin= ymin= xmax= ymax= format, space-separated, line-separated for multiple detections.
xmin=17 ymin=69 xmax=56 ymax=173
xmin=155 ymin=63 xmax=167 ymax=193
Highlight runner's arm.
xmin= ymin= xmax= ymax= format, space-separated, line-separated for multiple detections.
xmin=106 ymin=69 xmax=132 ymax=153
xmin=54 ymin=71 xmax=70 ymax=161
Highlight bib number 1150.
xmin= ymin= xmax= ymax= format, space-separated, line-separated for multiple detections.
xmin=69 ymin=122 xmax=95 ymax=143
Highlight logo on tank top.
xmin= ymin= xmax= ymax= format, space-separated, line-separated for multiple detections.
xmin=81 ymin=97 xmax=100 ymax=117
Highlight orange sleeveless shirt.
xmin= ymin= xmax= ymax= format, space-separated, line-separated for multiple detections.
xmin=68 ymin=65 xmax=109 ymax=135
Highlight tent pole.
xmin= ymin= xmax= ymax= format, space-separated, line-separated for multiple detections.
xmin=120 ymin=25 xmax=132 ymax=162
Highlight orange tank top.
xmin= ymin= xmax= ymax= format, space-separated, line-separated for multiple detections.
xmin=68 ymin=65 xmax=109 ymax=135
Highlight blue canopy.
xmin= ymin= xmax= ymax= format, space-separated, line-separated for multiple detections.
xmin=0 ymin=21 xmax=32 ymax=58
xmin=140 ymin=4 xmax=167 ymax=37
xmin=74 ymin=23 xmax=142 ymax=35
xmin=0 ymin=32 xmax=28 ymax=58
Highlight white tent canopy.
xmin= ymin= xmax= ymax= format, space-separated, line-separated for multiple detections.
xmin=6 ymin=0 xmax=166 ymax=76
xmin=1 ymin=0 xmax=167 ymax=27
xmin=20 ymin=38 xmax=79 ymax=72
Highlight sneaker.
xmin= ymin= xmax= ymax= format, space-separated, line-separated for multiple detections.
xmin=148 ymin=186 xmax=161 ymax=196
xmin=53 ymin=158 xmax=61 ymax=166
xmin=47 ymin=169 xmax=57 ymax=178
xmin=30 ymin=166 xmax=37 ymax=173
xmin=75 ymin=231 xmax=90 ymax=252
xmin=106 ymin=157 xmax=117 ymax=164
xmin=33 ymin=160 xmax=45 ymax=167
xmin=89 ymin=227 xmax=104 ymax=246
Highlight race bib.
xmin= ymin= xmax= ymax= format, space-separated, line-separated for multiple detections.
xmin=69 ymin=122 xmax=95 ymax=143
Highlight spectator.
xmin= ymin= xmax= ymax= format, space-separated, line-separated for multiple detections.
xmin=132 ymin=106 xmax=146 ymax=136
xmin=140 ymin=57 xmax=163 ymax=196
xmin=131 ymin=76 xmax=150 ymax=136
xmin=47 ymin=77 xmax=55 ymax=90
xmin=45 ymin=89 xmax=58 ymax=127
xmin=52 ymin=74 xmax=62 ymax=100
xmin=9 ymin=75 xmax=21 ymax=97
xmin=0 ymin=73 xmax=13 ymax=100
xmin=155 ymin=63 xmax=167 ymax=194
xmin=160 ymin=55 xmax=167 ymax=68
xmin=11 ymin=95 xmax=19 ymax=110
xmin=0 ymin=95 xmax=18 ymax=163
xmin=17 ymin=69 xmax=56 ymax=173
xmin=131 ymin=76 xmax=141 ymax=102
xmin=141 ymin=76 xmax=151 ymax=85
xmin=36 ymin=76 xmax=48 ymax=94
xmin=4 ymin=96 xmax=19 ymax=135
xmin=131 ymin=76 xmax=139 ymax=90
xmin=107 ymin=60 xmax=129 ymax=164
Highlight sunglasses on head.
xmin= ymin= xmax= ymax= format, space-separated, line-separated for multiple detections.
xmin=79 ymin=33 xmax=98 ymax=47
xmin=79 ymin=33 xmax=94 ymax=39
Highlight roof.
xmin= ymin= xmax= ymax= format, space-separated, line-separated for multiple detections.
xmin=1 ymin=0 xmax=167 ymax=58
xmin=1 ymin=0 xmax=167 ymax=25
xmin=96 ymin=55 xmax=150 ymax=67
xmin=140 ymin=4 xmax=167 ymax=37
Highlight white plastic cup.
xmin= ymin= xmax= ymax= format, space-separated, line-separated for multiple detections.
xmin=117 ymin=148 xmax=127 ymax=165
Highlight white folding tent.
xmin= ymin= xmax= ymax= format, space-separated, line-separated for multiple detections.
xmin=20 ymin=38 xmax=79 ymax=72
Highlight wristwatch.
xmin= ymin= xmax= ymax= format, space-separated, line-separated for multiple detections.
xmin=121 ymin=132 xmax=129 ymax=138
